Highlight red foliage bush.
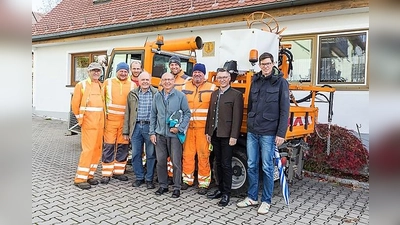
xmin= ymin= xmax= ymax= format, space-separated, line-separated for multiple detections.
xmin=305 ymin=123 xmax=369 ymax=176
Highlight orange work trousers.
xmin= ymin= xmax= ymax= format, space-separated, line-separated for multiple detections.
xmin=102 ymin=118 xmax=129 ymax=177
xmin=182 ymin=127 xmax=211 ymax=187
xmin=74 ymin=112 xmax=104 ymax=183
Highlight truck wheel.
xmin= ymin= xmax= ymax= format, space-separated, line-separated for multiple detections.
xmin=231 ymin=146 xmax=248 ymax=197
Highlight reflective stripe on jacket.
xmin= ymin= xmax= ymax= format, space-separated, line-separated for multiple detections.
xmin=71 ymin=78 xmax=105 ymax=126
xmin=104 ymin=77 xmax=136 ymax=120
xmin=181 ymin=81 xmax=216 ymax=128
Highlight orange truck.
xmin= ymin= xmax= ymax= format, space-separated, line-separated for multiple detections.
xmin=68 ymin=12 xmax=335 ymax=196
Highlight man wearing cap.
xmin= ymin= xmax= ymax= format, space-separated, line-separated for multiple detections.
xmin=71 ymin=62 xmax=106 ymax=190
xmin=100 ymin=62 xmax=137 ymax=184
xmin=130 ymin=60 xmax=142 ymax=86
xmin=168 ymin=55 xmax=192 ymax=90
xmin=181 ymin=63 xmax=217 ymax=195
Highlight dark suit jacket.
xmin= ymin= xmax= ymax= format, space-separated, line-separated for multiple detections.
xmin=205 ymin=86 xmax=244 ymax=138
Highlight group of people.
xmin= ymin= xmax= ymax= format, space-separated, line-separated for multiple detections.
xmin=71 ymin=52 xmax=289 ymax=214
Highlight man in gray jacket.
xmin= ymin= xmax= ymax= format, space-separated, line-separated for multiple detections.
xmin=150 ymin=72 xmax=191 ymax=198
xmin=123 ymin=71 xmax=158 ymax=189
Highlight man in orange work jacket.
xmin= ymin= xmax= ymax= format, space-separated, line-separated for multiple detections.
xmin=100 ymin=62 xmax=137 ymax=184
xmin=181 ymin=63 xmax=217 ymax=195
xmin=71 ymin=62 xmax=106 ymax=190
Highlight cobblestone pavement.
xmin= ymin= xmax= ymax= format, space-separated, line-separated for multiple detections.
xmin=32 ymin=116 xmax=369 ymax=225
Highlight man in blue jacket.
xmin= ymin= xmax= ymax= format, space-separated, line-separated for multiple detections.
xmin=150 ymin=72 xmax=191 ymax=198
xmin=237 ymin=52 xmax=290 ymax=214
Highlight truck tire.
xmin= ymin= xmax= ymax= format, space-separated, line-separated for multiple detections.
xmin=231 ymin=146 xmax=248 ymax=197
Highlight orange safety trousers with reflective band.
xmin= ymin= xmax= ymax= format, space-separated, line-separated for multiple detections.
xmin=182 ymin=81 xmax=216 ymax=187
xmin=71 ymin=78 xmax=105 ymax=183
xmin=102 ymin=77 xmax=136 ymax=177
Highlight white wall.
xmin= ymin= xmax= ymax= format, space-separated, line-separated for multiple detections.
xmin=32 ymin=9 xmax=369 ymax=133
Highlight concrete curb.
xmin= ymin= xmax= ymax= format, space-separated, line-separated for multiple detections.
xmin=304 ymin=170 xmax=369 ymax=190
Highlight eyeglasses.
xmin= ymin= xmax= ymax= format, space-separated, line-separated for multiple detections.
xmin=162 ymin=78 xmax=174 ymax=81
xmin=216 ymin=76 xmax=229 ymax=80
xmin=260 ymin=62 xmax=273 ymax=66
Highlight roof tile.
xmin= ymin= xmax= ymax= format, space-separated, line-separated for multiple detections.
xmin=32 ymin=0 xmax=283 ymax=37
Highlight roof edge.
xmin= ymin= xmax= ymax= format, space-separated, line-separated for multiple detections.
xmin=32 ymin=0 xmax=329 ymax=42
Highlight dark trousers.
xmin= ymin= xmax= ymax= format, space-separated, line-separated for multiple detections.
xmin=211 ymin=131 xmax=233 ymax=196
xmin=155 ymin=134 xmax=182 ymax=191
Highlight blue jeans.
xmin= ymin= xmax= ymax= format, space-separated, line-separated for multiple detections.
xmin=247 ymin=132 xmax=275 ymax=203
xmin=131 ymin=123 xmax=156 ymax=182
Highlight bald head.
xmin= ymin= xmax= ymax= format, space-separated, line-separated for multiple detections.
xmin=138 ymin=71 xmax=151 ymax=91
xmin=161 ymin=72 xmax=175 ymax=92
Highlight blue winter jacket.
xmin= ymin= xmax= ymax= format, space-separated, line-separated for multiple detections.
xmin=247 ymin=67 xmax=290 ymax=138
xmin=149 ymin=88 xmax=191 ymax=138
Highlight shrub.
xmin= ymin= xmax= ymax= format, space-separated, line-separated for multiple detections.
xmin=304 ymin=124 xmax=369 ymax=177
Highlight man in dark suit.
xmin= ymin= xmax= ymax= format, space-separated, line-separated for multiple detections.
xmin=205 ymin=68 xmax=244 ymax=206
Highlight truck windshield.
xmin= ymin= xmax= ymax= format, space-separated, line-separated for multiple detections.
xmin=153 ymin=54 xmax=193 ymax=78
xmin=107 ymin=52 xmax=143 ymax=79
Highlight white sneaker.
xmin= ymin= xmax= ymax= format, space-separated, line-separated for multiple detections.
xmin=236 ymin=197 xmax=259 ymax=208
xmin=257 ymin=202 xmax=271 ymax=214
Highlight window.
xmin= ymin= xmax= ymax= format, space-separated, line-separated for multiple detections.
xmin=106 ymin=52 xmax=143 ymax=79
xmin=70 ymin=51 xmax=107 ymax=85
xmin=281 ymin=37 xmax=314 ymax=83
xmin=318 ymin=31 xmax=368 ymax=85
xmin=152 ymin=54 xmax=193 ymax=78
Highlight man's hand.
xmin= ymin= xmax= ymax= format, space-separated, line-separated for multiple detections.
xmin=206 ymin=134 xmax=211 ymax=143
xmin=123 ymin=135 xmax=130 ymax=140
xmin=229 ymin=137 xmax=237 ymax=146
xmin=150 ymin=134 xmax=157 ymax=145
xmin=170 ymin=127 xmax=178 ymax=134
xmin=275 ymin=136 xmax=285 ymax=147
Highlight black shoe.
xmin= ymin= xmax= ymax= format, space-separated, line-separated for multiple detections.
xmin=132 ymin=180 xmax=145 ymax=187
xmin=181 ymin=183 xmax=190 ymax=190
xmin=87 ymin=178 xmax=99 ymax=185
xmin=171 ymin=190 xmax=180 ymax=198
xmin=100 ymin=176 xmax=110 ymax=184
xmin=146 ymin=181 xmax=155 ymax=189
xmin=74 ymin=182 xmax=91 ymax=190
xmin=198 ymin=187 xmax=207 ymax=195
xmin=168 ymin=177 xmax=174 ymax=185
xmin=113 ymin=175 xmax=128 ymax=181
xmin=155 ymin=187 xmax=169 ymax=196
xmin=207 ymin=190 xmax=222 ymax=199
xmin=218 ymin=194 xmax=230 ymax=207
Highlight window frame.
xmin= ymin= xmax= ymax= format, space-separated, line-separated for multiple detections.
xmin=281 ymin=30 xmax=369 ymax=90
xmin=316 ymin=30 xmax=369 ymax=89
xmin=69 ymin=51 xmax=107 ymax=86
xmin=280 ymin=35 xmax=316 ymax=85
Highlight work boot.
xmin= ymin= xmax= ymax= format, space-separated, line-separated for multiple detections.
xmin=113 ymin=174 xmax=128 ymax=181
xmin=100 ymin=176 xmax=111 ymax=184
xmin=181 ymin=182 xmax=192 ymax=190
xmin=197 ymin=187 xmax=207 ymax=195
xmin=74 ymin=182 xmax=91 ymax=190
xmin=87 ymin=178 xmax=99 ymax=185
xmin=132 ymin=180 xmax=145 ymax=187
xmin=146 ymin=181 xmax=155 ymax=189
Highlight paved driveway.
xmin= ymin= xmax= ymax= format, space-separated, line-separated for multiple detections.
xmin=32 ymin=116 xmax=369 ymax=225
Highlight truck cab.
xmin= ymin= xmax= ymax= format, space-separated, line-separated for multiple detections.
xmin=103 ymin=36 xmax=203 ymax=86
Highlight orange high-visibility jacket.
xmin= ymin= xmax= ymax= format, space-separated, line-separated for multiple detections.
xmin=71 ymin=78 xmax=105 ymax=126
xmin=103 ymin=77 xmax=136 ymax=120
xmin=181 ymin=81 xmax=216 ymax=128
